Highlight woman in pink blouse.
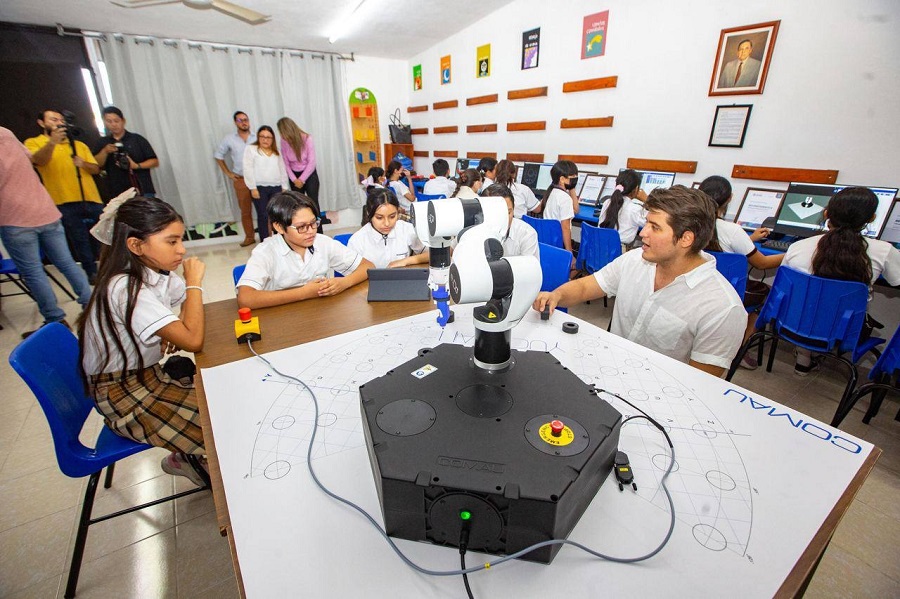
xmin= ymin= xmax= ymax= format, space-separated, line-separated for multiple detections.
xmin=277 ymin=117 xmax=322 ymax=232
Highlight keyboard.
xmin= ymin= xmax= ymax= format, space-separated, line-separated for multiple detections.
xmin=761 ymin=239 xmax=792 ymax=252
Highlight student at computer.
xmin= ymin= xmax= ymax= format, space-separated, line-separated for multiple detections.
xmin=478 ymin=157 xmax=498 ymax=187
xmin=597 ymin=169 xmax=647 ymax=249
xmin=363 ymin=166 xmax=386 ymax=188
xmin=348 ymin=187 xmax=428 ymax=269
xmin=237 ymin=192 xmax=373 ymax=308
xmin=451 ymin=168 xmax=483 ymax=199
xmin=423 ymin=159 xmax=456 ymax=198
xmin=538 ymin=160 xmax=579 ymax=253
xmin=481 ymin=183 xmax=540 ymax=260
xmin=782 ymin=187 xmax=900 ymax=374
xmin=386 ymin=160 xmax=416 ymax=212
xmin=534 ymin=186 xmax=746 ymax=377
xmin=494 ymin=159 xmax=540 ymax=218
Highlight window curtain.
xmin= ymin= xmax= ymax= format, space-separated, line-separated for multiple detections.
xmin=98 ymin=34 xmax=358 ymax=226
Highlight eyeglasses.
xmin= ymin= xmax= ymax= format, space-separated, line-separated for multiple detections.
xmin=289 ymin=220 xmax=320 ymax=233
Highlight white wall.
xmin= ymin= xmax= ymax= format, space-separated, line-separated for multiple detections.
xmin=398 ymin=0 xmax=900 ymax=214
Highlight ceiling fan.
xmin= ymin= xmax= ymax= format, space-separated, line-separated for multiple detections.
xmin=110 ymin=0 xmax=270 ymax=25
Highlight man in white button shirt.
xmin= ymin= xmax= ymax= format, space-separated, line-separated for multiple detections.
xmin=534 ymin=186 xmax=746 ymax=377
xmin=423 ymin=159 xmax=456 ymax=198
xmin=214 ymin=111 xmax=257 ymax=246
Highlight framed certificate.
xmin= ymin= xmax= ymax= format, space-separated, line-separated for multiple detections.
xmin=734 ymin=187 xmax=786 ymax=230
xmin=709 ymin=104 xmax=753 ymax=147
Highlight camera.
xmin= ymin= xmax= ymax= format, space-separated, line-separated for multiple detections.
xmin=113 ymin=143 xmax=130 ymax=170
xmin=59 ymin=110 xmax=83 ymax=140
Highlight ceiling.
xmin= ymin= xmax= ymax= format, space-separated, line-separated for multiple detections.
xmin=0 ymin=0 xmax=515 ymax=59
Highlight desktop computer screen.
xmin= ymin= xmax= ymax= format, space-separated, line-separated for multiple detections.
xmin=455 ymin=158 xmax=480 ymax=174
xmin=621 ymin=169 xmax=676 ymax=194
xmin=515 ymin=164 xmax=523 ymax=184
xmin=535 ymin=163 xmax=555 ymax=191
xmin=578 ymin=175 xmax=609 ymax=206
xmin=574 ymin=171 xmax=596 ymax=197
xmin=776 ymin=183 xmax=898 ymax=239
xmin=519 ymin=162 xmax=542 ymax=189
xmin=879 ymin=200 xmax=900 ymax=250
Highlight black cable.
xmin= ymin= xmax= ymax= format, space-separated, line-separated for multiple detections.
xmin=460 ymin=553 xmax=475 ymax=599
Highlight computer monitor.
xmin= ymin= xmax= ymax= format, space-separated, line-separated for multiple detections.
xmin=519 ymin=162 xmax=542 ymax=189
xmin=578 ymin=175 xmax=609 ymax=206
xmin=455 ymin=158 xmax=480 ymax=174
xmin=733 ymin=187 xmax=787 ymax=231
xmin=597 ymin=175 xmax=620 ymax=206
xmin=622 ymin=169 xmax=676 ymax=194
xmin=573 ymin=171 xmax=596 ymax=197
xmin=879 ymin=200 xmax=900 ymax=250
xmin=775 ymin=183 xmax=898 ymax=239
xmin=515 ymin=163 xmax=523 ymax=184
xmin=535 ymin=163 xmax=555 ymax=191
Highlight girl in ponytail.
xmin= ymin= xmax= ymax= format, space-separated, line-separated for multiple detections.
xmin=539 ymin=160 xmax=579 ymax=253
xmin=597 ymin=169 xmax=646 ymax=249
xmin=451 ymin=168 xmax=483 ymax=199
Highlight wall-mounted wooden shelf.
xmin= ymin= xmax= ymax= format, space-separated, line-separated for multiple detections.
xmin=507 ymin=121 xmax=546 ymax=132
xmin=508 ymin=86 xmax=548 ymax=100
xmin=467 ymin=152 xmax=498 ymax=159
xmin=627 ymin=158 xmax=697 ymax=174
xmin=507 ymin=152 xmax=545 ymax=163
xmin=560 ymin=117 xmax=614 ymax=129
xmin=562 ymin=76 xmax=618 ymax=93
xmin=731 ymin=165 xmax=839 ymax=184
xmin=466 ymin=124 xmax=498 ymax=133
xmin=413 ymin=150 xmax=429 ymax=158
xmin=434 ymin=150 xmax=458 ymax=158
xmin=559 ymin=154 xmax=609 ymax=165
xmin=466 ymin=94 xmax=498 ymax=106
xmin=410 ymin=128 xmax=428 ymax=135
xmin=407 ymin=105 xmax=428 ymax=113
xmin=433 ymin=126 xmax=458 ymax=134
xmin=433 ymin=100 xmax=459 ymax=110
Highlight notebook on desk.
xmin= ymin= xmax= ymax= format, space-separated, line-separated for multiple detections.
xmin=367 ymin=268 xmax=431 ymax=302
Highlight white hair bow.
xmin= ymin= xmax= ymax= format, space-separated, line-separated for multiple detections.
xmin=90 ymin=188 xmax=138 ymax=244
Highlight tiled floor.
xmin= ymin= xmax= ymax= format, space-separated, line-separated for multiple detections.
xmin=0 ymin=231 xmax=897 ymax=598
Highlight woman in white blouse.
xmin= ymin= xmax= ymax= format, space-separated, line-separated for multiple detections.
xmin=243 ymin=125 xmax=289 ymax=241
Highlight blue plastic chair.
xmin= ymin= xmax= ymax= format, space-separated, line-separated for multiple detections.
xmin=415 ymin=192 xmax=446 ymax=202
xmin=538 ymin=242 xmax=572 ymax=313
xmin=334 ymin=233 xmax=352 ymax=245
xmin=726 ymin=267 xmax=885 ymax=412
xmin=0 ymin=249 xmax=35 ymax=301
xmin=708 ymin=251 xmax=748 ymax=301
xmin=522 ymin=215 xmax=564 ymax=249
xmin=232 ymin=264 xmax=246 ymax=286
xmin=8 ymin=323 xmax=209 ymax=598
xmin=833 ymin=325 xmax=900 ymax=427
xmin=575 ymin=223 xmax=622 ymax=274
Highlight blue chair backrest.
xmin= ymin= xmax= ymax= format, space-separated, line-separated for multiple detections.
xmin=868 ymin=325 xmax=900 ymax=381
xmin=8 ymin=323 xmax=98 ymax=477
xmin=757 ymin=267 xmax=869 ymax=355
xmin=708 ymin=251 xmax=748 ymax=301
xmin=232 ymin=264 xmax=246 ymax=286
xmin=576 ymin=223 xmax=622 ymax=274
xmin=415 ymin=193 xmax=445 ymax=202
xmin=523 ymin=215 xmax=564 ymax=249
xmin=334 ymin=233 xmax=352 ymax=246
xmin=538 ymin=242 xmax=572 ymax=293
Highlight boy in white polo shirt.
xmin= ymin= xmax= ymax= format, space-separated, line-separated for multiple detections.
xmin=534 ymin=186 xmax=746 ymax=378
xmin=237 ymin=192 xmax=373 ymax=308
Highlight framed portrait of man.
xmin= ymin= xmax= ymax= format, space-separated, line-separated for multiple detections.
xmin=709 ymin=21 xmax=780 ymax=96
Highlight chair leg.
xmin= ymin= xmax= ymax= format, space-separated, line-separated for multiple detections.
xmin=766 ymin=336 xmax=780 ymax=373
xmin=185 ymin=455 xmax=211 ymax=488
xmin=44 ymin=268 xmax=77 ymax=301
xmin=65 ymin=472 xmax=101 ymax=599
xmin=103 ymin=463 xmax=116 ymax=489
xmin=862 ymin=387 xmax=889 ymax=424
xmin=829 ymin=360 xmax=860 ymax=428
xmin=726 ymin=331 xmax=765 ymax=381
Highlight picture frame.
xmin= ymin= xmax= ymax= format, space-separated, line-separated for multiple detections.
xmin=708 ymin=20 xmax=780 ymax=96
xmin=709 ymin=104 xmax=753 ymax=147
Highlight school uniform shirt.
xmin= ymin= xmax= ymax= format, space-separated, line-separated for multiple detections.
xmin=482 ymin=176 xmax=494 ymax=188
xmin=348 ymin=221 xmax=425 ymax=269
xmin=715 ymin=219 xmax=757 ymax=256
xmin=388 ymin=180 xmax=413 ymax=210
xmin=453 ymin=186 xmax=479 ymax=200
xmin=237 ymin=234 xmax=363 ymax=291
xmin=82 ymin=268 xmax=185 ymax=375
xmin=423 ymin=176 xmax=455 ymax=198
xmin=542 ymin=187 xmax=575 ymax=222
xmin=243 ymin=146 xmax=289 ymax=190
xmin=594 ymin=249 xmax=746 ymax=369
xmin=511 ymin=182 xmax=540 ymax=218
xmin=596 ymin=197 xmax=647 ymax=245
xmin=503 ymin=218 xmax=540 ymax=260
xmin=782 ymin=235 xmax=900 ymax=289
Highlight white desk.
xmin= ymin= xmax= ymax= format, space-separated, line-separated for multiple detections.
xmin=200 ymin=305 xmax=878 ymax=598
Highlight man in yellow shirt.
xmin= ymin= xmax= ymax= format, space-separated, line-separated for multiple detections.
xmin=25 ymin=109 xmax=104 ymax=282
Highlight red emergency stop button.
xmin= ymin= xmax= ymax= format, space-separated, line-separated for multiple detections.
xmin=550 ymin=420 xmax=564 ymax=437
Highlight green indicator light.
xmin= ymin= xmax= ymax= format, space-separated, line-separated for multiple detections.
xmin=459 ymin=510 xmax=472 ymax=521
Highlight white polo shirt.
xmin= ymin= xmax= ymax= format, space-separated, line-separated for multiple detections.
xmin=594 ymin=249 xmax=746 ymax=369
xmin=597 ymin=198 xmax=647 ymax=244
xmin=82 ymin=268 xmax=185 ymax=375
xmin=348 ymin=221 xmax=425 ymax=269
xmin=783 ymin=235 xmax=900 ymax=289
xmin=388 ymin=180 xmax=413 ymax=210
xmin=511 ymin=182 xmax=539 ymax=218
xmin=423 ymin=176 xmax=455 ymax=198
xmin=715 ymin=219 xmax=756 ymax=256
xmin=542 ymin=187 xmax=575 ymax=222
xmin=503 ymin=218 xmax=539 ymax=260
xmin=237 ymin=234 xmax=363 ymax=291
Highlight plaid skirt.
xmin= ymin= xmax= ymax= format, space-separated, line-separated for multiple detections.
xmin=89 ymin=364 xmax=205 ymax=455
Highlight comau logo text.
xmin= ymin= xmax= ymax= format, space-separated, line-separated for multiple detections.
xmin=437 ymin=456 xmax=505 ymax=474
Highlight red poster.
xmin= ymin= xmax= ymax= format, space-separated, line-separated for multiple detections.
xmin=581 ymin=10 xmax=609 ymax=59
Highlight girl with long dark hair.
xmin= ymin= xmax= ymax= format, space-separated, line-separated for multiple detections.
xmin=597 ymin=169 xmax=647 ymax=249
xmin=539 ymin=160 xmax=579 ymax=253
xmin=493 ymin=159 xmax=539 ymax=217
xmin=385 ymin=159 xmax=417 ymax=211
xmin=451 ymin=168 xmax=483 ymax=199
xmin=348 ymin=187 xmax=427 ymax=268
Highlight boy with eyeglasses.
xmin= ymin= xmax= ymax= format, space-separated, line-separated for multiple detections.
xmin=236 ymin=191 xmax=373 ymax=308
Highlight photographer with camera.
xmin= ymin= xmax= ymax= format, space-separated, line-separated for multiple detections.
xmin=25 ymin=109 xmax=104 ymax=283
xmin=92 ymin=106 xmax=159 ymax=198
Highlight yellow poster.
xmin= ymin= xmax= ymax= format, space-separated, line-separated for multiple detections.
xmin=476 ymin=44 xmax=491 ymax=78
